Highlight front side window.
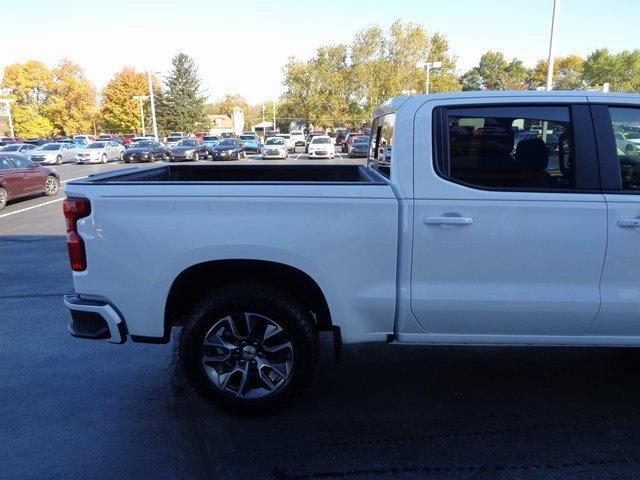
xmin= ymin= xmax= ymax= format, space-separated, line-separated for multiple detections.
xmin=10 ymin=155 xmax=33 ymax=169
xmin=441 ymin=106 xmax=574 ymax=190
xmin=609 ymin=107 xmax=640 ymax=190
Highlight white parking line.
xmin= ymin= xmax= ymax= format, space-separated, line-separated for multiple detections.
xmin=0 ymin=197 xmax=65 ymax=219
xmin=295 ymin=151 xmax=303 ymax=160
xmin=336 ymin=152 xmax=343 ymax=159
xmin=61 ymin=176 xmax=87 ymax=184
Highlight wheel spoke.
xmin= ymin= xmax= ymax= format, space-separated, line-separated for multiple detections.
xmin=235 ymin=363 xmax=250 ymax=397
xmin=263 ymin=341 xmax=292 ymax=355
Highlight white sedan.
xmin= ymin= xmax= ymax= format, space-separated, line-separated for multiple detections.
xmin=262 ymin=137 xmax=288 ymax=159
xmin=307 ymin=135 xmax=335 ymax=159
xmin=76 ymin=141 xmax=126 ymax=164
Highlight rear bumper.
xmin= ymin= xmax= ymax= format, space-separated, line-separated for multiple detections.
xmin=63 ymin=290 xmax=127 ymax=344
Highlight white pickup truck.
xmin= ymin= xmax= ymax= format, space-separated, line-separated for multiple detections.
xmin=64 ymin=91 xmax=640 ymax=414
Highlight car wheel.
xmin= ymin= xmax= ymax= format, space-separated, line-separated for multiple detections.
xmin=179 ymin=283 xmax=318 ymax=415
xmin=0 ymin=187 xmax=6 ymax=210
xmin=101 ymin=154 xmax=107 ymax=164
xmin=44 ymin=175 xmax=59 ymax=196
xmin=194 ymin=152 xmax=199 ymax=162
xmin=56 ymin=155 xmax=62 ymax=165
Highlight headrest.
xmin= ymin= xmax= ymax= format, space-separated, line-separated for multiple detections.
xmin=514 ymin=138 xmax=549 ymax=171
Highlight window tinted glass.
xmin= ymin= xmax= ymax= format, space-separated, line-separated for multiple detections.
xmin=10 ymin=155 xmax=33 ymax=169
xmin=609 ymin=107 xmax=640 ymax=190
xmin=443 ymin=106 xmax=573 ymax=190
xmin=0 ymin=157 xmax=12 ymax=169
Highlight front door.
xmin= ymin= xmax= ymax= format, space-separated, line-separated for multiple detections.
xmin=411 ymin=102 xmax=607 ymax=337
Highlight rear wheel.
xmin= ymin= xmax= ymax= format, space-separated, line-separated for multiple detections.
xmin=179 ymin=283 xmax=318 ymax=415
xmin=44 ymin=175 xmax=59 ymax=196
xmin=0 ymin=187 xmax=6 ymax=210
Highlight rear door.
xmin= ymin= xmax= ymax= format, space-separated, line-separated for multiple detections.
xmin=589 ymin=103 xmax=640 ymax=336
xmin=411 ymin=100 xmax=607 ymax=337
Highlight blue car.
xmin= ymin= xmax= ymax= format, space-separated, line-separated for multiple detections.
xmin=240 ymin=137 xmax=262 ymax=154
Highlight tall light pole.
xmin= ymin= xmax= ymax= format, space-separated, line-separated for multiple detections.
xmin=272 ymin=100 xmax=276 ymax=133
xmin=546 ymin=0 xmax=560 ymax=91
xmin=0 ymin=98 xmax=15 ymax=138
xmin=417 ymin=61 xmax=442 ymax=94
xmin=133 ymin=95 xmax=149 ymax=136
xmin=147 ymin=71 xmax=159 ymax=141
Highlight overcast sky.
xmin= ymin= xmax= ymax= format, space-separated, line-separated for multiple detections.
xmin=2 ymin=0 xmax=639 ymax=104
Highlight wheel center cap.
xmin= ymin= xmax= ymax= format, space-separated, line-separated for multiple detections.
xmin=242 ymin=345 xmax=257 ymax=360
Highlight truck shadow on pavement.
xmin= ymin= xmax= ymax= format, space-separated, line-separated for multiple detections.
xmin=171 ymin=333 xmax=640 ymax=480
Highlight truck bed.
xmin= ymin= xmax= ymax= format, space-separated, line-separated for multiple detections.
xmin=73 ymin=164 xmax=386 ymax=185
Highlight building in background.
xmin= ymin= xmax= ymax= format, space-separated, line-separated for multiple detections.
xmin=206 ymin=114 xmax=234 ymax=136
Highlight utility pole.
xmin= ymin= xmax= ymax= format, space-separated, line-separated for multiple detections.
xmin=272 ymin=100 xmax=276 ymax=132
xmin=147 ymin=71 xmax=159 ymax=140
xmin=546 ymin=0 xmax=560 ymax=91
xmin=0 ymin=98 xmax=15 ymax=138
xmin=133 ymin=95 xmax=149 ymax=136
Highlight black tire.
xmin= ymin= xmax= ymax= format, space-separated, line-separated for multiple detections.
xmin=179 ymin=283 xmax=318 ymax=415
xmin=0 ymin=187 xmax=6 ymax=211
xmin=56 ymin=155 xmax=62 ymax=165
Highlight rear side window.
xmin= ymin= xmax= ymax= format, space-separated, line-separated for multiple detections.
xmin=439 ymin=106 xmax=575 ymax=191
xmin=609 ymin=107 xmax=640 ymax=190
xmin=369 ymin=113 xmax=395 ymax=178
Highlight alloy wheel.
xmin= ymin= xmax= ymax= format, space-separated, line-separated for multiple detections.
xmin=200 ymin=313 xmax=293 ymax=399
xmin=45 ymin=177 xmax=59 ymax=195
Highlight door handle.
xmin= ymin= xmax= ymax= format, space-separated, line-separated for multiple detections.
xmin=424 ymin=216 xmax=474 ymax=225
xmin=617 ymin=218 xmax=640 ymax=228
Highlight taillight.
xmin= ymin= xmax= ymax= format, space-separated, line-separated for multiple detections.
xmin=63 ymin=197 xmax=91 ymax=271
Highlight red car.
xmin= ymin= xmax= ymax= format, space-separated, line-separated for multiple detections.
xmin=122 ymin=134 xmax=137 ymax=146
xmin=342 ymin=132 xmax=364 ymax=153
xmin=0 ymin=153 xmax=60 ymax=210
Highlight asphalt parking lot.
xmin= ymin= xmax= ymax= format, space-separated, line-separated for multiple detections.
xmin=3 ymin=154 xmax=640 ymax=479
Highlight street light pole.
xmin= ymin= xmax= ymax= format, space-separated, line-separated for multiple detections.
xmin=546 ymin=0 xmax=560 ymax=91
xmin=0 ymin=98 xmax=15 ymax=138
xmin=417 ymin=61 xmax=442 ymax=94
xmin=272 ymin=100 xmax=276 ymax=133
xmin=133 ymin=95 xmax=149 ymax=136
xmin=147 ymin=71 xmax=159 ymax=141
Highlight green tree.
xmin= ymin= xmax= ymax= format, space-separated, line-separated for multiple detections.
xmin=584 ymin=49 xmax=640 ymax=92
xmin=529 ymin=55 xmax=585 ymax=90
xmin=462 ymin=51 xmax=529 ymax=90
xmin=163 ymin=53 xmax=207 ymax=133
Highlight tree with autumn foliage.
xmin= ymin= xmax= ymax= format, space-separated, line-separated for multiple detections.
xmin=1 ymin=60 xmax=54 ymax=137
xmin=46 ymin=59 xmax=97 ymax=136
xmin=99 ymin=68 xmax=150 ymax=134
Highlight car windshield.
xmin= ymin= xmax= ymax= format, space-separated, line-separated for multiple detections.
xmin=291 ymin=131 xmax=302 ymax=135
xmin=40 ymin=143 xmax=62 ymax=150
xmin=312 ymin=137 xmax=331 ymax=144
xmin=203 ymin=136 xmax=219 ymax=141
xmin=266 ymin=138 xmax=284 ymax=145
xmin=86 ymin=142 xmax=106 ymax=149
xmin=277 ymin=135 xmax=290 ymax=139
xmin=0 ymin=145 xmax=20 ymax=151
xmin=218 ymin=139 xmax=236 ymax=146
xmin=167 ymin=137 xmax=182 ymax=142
xmin=353 ymin=137 xmax=370 ymax=144
xmin=135 ymin=141 xmax=154 ymax=148
xmin=177 ymin=140 xmax=197 ymax=147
